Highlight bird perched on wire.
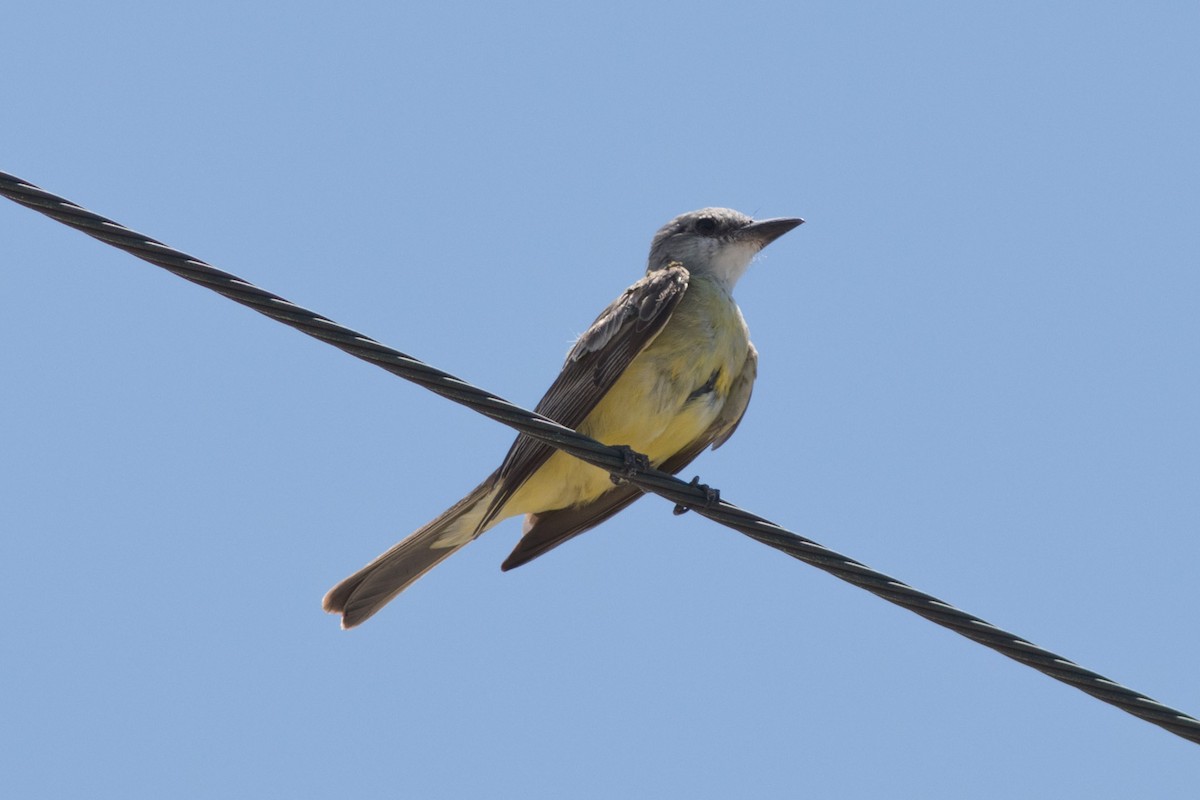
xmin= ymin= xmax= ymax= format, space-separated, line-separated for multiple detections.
xmin=324 ymin=207 xmax=803 ymax=627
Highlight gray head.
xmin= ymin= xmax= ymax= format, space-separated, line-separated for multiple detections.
xmin=647 ymin=208 xmax=804 ymax=291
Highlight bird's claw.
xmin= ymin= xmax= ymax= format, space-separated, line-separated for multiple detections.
xmin=609 ymin=445 xmax=650 ymax=485
xmin=673 ymin=476 xmax=720 ymax=515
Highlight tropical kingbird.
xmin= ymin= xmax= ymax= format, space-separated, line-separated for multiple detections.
xmin=324 ymin=208 xmax=803 ymax=627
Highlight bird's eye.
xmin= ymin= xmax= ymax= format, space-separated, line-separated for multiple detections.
xmin=694 ymin=216 xmax=718 ymax=235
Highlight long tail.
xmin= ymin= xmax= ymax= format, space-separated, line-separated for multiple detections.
xmin=323 ymin=474 xmax=498 ymax=628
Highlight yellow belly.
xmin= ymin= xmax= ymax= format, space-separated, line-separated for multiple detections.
xmin=506 ymin=276 xmax=751 ymax=515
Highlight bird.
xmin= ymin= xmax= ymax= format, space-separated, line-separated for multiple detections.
xmin=323 ymin=207 xmax=803 ymax=627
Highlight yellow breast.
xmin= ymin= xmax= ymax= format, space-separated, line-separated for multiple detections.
xmin=508 ymin=276 xmax=751 ymax=515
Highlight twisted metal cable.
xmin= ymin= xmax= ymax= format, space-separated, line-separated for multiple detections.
xmin=3 ymin=169 xmax=1197 ymax=744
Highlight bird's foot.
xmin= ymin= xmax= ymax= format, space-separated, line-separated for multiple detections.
xmin=673 ymin=476 xmax=720 ymax=515
xmin=609 ymin=445 xmax=650 ymax=485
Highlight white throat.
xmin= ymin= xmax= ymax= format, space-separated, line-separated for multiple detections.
xmin=696 ymin=239 xmax=760 ymax=293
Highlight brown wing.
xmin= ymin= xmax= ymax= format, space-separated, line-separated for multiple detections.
xmin=499 ymin=343 xmax=759 ymax=570
xmin=476 ymin=264 xmax=690 ymax=530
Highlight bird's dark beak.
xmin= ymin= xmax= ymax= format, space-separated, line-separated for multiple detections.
xmin=741 ymin=217 xmax=805 ymax=249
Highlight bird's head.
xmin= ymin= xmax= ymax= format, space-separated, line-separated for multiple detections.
xmin=647 ymin=208 xmax=804 ymax=291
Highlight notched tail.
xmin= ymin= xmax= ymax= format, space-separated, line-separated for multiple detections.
xmin=323 ymin=475 xmax=497 ymax=629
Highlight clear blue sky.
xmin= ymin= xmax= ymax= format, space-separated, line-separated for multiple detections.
xmin=3 ymin=2 xmax=1198 ymax=797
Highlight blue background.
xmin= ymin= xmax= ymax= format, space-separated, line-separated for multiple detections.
xmin=3 ymin=2 xmax=1198 ymax=796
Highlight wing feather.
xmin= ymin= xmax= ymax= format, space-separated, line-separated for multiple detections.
xmin=499 ymin=344 xmax=759 ymax=569
xmin=477 ymin=265 xmax=690 ymax=529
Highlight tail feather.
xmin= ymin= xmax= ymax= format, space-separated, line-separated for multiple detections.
xmin=323 ymin=476 xmax=497 ymax=628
